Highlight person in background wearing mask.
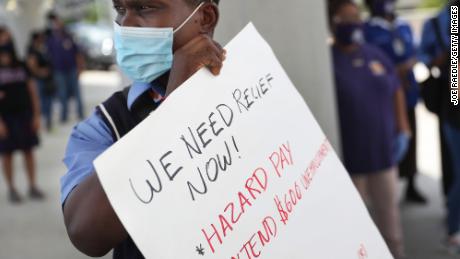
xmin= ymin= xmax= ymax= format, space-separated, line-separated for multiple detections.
xmin=420 ymin=0 xmax=460 ymax=253
xmin=328 ymin=1 xmax=411 ymax=258
xmin=364 ymin=0 xmax=426 ymax=204
xmin=0 ymin=46 xmax=44 ymax=203
xmin=60 ymin=0 xmax=224 ymax=257
xmin=27 ymin=31 xmax=54 ymax=132
xmin=46 ymin=12 xmax=85 ymax=124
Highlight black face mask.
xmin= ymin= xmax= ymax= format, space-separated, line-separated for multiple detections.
xmin=334 ymin=23 xmax=364 ymax=46
xmin=371 ymin=0 xmax=396 ymax=17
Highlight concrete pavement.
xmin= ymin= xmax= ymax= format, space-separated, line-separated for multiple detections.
xmin=0 ymin=71 xmax=458 ymax=259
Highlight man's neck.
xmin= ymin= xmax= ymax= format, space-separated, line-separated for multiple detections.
xmin=374 ymin=14 xmax=395 ymax=23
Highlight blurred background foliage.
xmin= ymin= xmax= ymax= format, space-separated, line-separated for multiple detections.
xmin=419 ymin=0 xmax=448 ymax=8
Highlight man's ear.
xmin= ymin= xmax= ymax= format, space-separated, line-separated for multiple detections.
xmin=199 ymin=2 xmax=219 ymax=35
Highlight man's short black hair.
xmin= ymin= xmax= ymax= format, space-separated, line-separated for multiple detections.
xmin=364 ymin=0 xmax=383 ymax=15
xmin=327 ymin=0 xmax=357 ymax=29
xmin=328 ymin=0 xmax=356 ymax=20
xmin=186 ymin=0 xmax=220 ymax=6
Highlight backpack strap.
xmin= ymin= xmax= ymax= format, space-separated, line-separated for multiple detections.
xmin=96 ymin=86 xmax=136 ymax=142
xmin=431 ymin=17 xmax=448 ymax=51
xmin=96 ymin=86 xmax=159 ymax=142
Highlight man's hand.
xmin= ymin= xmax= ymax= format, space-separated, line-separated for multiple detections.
xmin=166 ymin=34 xmax=226 ymax=97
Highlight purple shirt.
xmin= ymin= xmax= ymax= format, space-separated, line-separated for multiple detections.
xmin=332 ymin=44 xmax=400 ymax=174
xmin=47 ymin=30 xmax=78 ymax=72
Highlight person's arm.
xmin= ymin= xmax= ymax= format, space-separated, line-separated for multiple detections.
xmin=62 ymin=114 xmax=124 ymax=257
xmin=394 ymin=87 xmax=411 ymax=135
xmin=418 ymin=18 xmax=448 ymax=68
xmin=64 ymin=172 xmax=127 ymax=257
xmin=394 ymin=24 xmax=417 ymax=88
xmin=75 ymin=53 xmax=85 ymax=75
xmin=418 ymin=20 xmax=436 ymax=67
xmin=431 ymin=50 xmax=449 ymax=68
xmin=374 ymin=45 xmax=412 ymax=135
xmin=72 ymin=37 xmax=86 ymax=75
xmin=396 ymin=58 xmax=417 ymax=89
xmin=165 ymin=34 xmax=225 ymax=96
xmin=27 ymin=79 xmax=41 ymax=133
xmin=393 ymin=87 xmax=412 ymax=162
xmin=26 ymin=55 xmax=49 ymax=79
xmin=0 ymin=90 xmax=6 ymax=139
xmin=0 ymin=115 xmax=7 ymax=139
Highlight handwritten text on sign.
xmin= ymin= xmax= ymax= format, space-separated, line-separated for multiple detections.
xmin=95 ymin=23 xmax=393 ymax=259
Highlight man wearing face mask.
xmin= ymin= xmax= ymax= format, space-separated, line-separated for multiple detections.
xmin=60 ymin=0 xmax=224 ymax=258
xmin=363 ymin=0 xmax=427 ymax=204
xmin=47 ymin=12 xmax=85 ymax=124
xmin=0 ymin=27 xmax=17 ymax=59
xmin=329 ymin=1 xmax=410 ymax=258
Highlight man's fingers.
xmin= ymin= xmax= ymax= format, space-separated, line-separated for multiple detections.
xmin=195 ymin=40 xmax=224 ymax=76
xmin=213 ymin=41 xmax=226 ymax=60
xmin=203 ymin=38 xmax=225 ymax=60
xmin=206 ymin=41 xmax=225 ymax=74
xmin=195 ymin=36 xmax=225 ymax=59
xmin=180 ymin=34 xmax=225 ymax=76
xmin=203 ymin=53 xmax=223 ymax=76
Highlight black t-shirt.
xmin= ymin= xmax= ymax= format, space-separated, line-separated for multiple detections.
xmin=27 ymin=47 xmax=52 ymax=80
xmin=0 ymin=63 xmax=32 ymax=115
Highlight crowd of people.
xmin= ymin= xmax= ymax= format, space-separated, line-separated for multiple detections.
xmin=329 ymin=0 xmax=459 ymax=257
xmin=0 ymin=12 xmax=84 ymax=204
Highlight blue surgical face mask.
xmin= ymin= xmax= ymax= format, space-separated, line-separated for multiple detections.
xmin=114 ymin=2 xmax=204 ymax=83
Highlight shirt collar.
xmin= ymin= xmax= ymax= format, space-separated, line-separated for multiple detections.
xmin=368 ymin=17 xmax=405 ymax=30
xmin=127 ymin=80 xmax=166 ymax=110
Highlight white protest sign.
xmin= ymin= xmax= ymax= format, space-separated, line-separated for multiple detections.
xmin=94 ymin=23 xmax=393 ymax=259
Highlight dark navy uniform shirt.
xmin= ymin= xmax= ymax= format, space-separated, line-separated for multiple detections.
xmin=332 ymin=44 xmax=401 ymax=174
xmin=60 ymin=81 xmax=165 ymax=204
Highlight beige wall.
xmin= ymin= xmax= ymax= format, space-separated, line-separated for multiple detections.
xmin=214 ymin=1 xmax=340 ymax=151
